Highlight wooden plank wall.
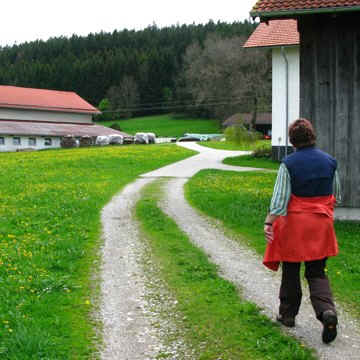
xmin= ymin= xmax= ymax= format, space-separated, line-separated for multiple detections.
xmin=299 ymin=14 xmax=360 ymax=207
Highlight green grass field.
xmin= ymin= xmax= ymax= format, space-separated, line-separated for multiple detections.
xmin=223 ymin=155 xmax=280 ymax=170
xmin=0 ymin=144 xmax=195 ymax=359
xmin=97 ymin=114 xmax=221 ymax=137
xmin=136 ymin=180 xmax=315 ymax=360
xmin=186 ymin=169 xmax=360 ymax=319
xmin=199 ymin=140 xmax=269 ymax=151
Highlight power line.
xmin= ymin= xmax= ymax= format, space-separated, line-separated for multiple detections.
xmin=102 ymin=95 xmax=263 ymax=108
xmin=101 ymin=97 xmax=271 ymax=113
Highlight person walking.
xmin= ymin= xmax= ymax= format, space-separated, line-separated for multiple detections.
xmin=263 ymin=118 xmax=341 ymax=344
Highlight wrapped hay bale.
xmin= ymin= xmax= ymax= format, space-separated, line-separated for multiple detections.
xmin=135 ymin=132 xmax=149 ymax=144
xmin=95 ymin=136 xmax=110 ymax=146
xmin=109 ymin=134 xmax=124 ymax=145
xmin=147 ymin=132 xmax=156 ymax=144
xmin=61 ymin=135 xmax=77 ymax=148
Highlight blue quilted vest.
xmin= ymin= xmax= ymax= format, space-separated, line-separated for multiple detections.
xmin=283 ymin=146 xmax=337 ymax=197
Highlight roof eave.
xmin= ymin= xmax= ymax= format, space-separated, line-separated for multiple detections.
xmin=0 ymin=104 xmax=101 ymax=115
xmin=251 ymin=6 xmax=360 ymax=20
xmin=244 ymin=44 xmax=299 ymax=49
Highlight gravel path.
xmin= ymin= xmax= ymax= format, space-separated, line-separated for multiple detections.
xmin=100 ymin=142 xmax=360 ymax=359
xmin=141 ymin=142 xmax=255 ymax=178
xmin=100 ymin=177 xmax=162 ymax=360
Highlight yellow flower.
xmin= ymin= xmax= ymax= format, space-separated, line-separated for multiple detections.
xmin=85 ymin=300 xmax=91 ymax=305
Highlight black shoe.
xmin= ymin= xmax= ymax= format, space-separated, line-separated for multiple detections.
xmin=322 ymin=310 xmax=338 ymax=344
xmin=276 ymin=315 xmax=295 ymax=327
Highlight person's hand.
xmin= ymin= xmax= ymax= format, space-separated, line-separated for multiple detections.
xmin=264 ymin=224 xmax=273 ymax=243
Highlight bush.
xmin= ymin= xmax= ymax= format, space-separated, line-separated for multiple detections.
xmin=224 ymin=124 xmax=261 ymax=145
xmin=253 ymin=143 xmax=272 ymax=158
xmin=110 ymin=123 xmax=122 ymax=131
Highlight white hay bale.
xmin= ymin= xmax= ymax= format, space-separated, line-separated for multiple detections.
xmin=109 ymin=134 xmax=124 ymax=145
xmin=147 ymin=132 xmax=156 ymax=144
xmin=96 ymin=136 xmax=110 ymax=145
xmin=135 ymin=132 xmax=149 ymax=144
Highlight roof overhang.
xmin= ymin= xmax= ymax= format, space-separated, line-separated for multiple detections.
xmin=245 ymin=44 xmax=299 ymax=50
xmin=251 ymin=6 xmax=360 ymax=20
xmin=0 ymin=103 xmax=101 ymax=115
xmin=0 ymin=120 xmax=125 ymax=137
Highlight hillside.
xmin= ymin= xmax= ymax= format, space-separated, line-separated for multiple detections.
xmin=0 ymin=21 xmax=255 ymax=109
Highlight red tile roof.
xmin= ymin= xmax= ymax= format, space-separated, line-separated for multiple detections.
xmin=251 ymin=0 xmax=360 ymax=17
xmin=244 ymin=20 xmax=299 ymax=48
xmin=0 ymin=120 xmax=126 ymax=137
xmin=0 ymin=86 xmax=100 ymax=114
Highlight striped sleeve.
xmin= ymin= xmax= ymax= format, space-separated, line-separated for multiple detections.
xmin=333 ymin=169 xmax=342 ymax=205
xmin=269 ymin=163 xmax=291 ymax=216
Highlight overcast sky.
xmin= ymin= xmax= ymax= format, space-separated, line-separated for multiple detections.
xmin=1 ymin=0 xmax=256 ymax=47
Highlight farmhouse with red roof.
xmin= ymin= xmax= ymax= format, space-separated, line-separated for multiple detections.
xmin=0 ymin=86 xmax=125 ymax=151
xmin=248 ymin=0 xmax=360 ymax=207
xmin=244 ymin=19 xmax=300 ymax=159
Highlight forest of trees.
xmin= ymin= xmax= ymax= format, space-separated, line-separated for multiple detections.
xmin=0 ymin=21 xmax=271 ymax=122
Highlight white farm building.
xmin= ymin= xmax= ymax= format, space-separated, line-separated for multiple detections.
xmin=0 ymin=85 xmax=125 ymax=152
xmin=244 ymin=20 xmax=300 ymax=160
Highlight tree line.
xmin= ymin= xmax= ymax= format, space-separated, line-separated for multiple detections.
xmin=0 ymin=21 xmax=271 ymax=122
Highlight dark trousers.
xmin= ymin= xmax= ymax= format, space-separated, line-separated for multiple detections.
xmin=279 ymin=258 xmax=336 ymax=321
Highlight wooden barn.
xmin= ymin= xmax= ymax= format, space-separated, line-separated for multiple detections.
xmin=250 ymin=0 xmax=360 ymax=208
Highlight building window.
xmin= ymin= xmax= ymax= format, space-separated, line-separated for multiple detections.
xmin=28 ymin=137 xmax=37 ymax=146
xmin=0 ymin=137 xmax=4 ymax=145
xmin=44 ymin=137 xmax=52 ymax=146
xmin=13 ymin=137 xmax=21 ymax=145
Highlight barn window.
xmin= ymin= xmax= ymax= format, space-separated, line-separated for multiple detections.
xmin=28 ymin=137 xmax=37 ymax=146
xmin=44 ymin=138 xmax=52 ymax=146
xmin=13 ymin=137 xmax=21 ymax=145
xmin=0 ymin=137 xmax=4 ymax=145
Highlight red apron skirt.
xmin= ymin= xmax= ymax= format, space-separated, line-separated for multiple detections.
xmin=263 ymin=194 xmax=338 ymax=271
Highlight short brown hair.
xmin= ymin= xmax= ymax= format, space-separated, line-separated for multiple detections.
xmin=289 ymin=118 xmax=316 ymax=148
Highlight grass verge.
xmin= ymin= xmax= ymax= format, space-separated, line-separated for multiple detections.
xmin=223 ymin=155 xmax=280 ymax=170
xmin=0 ymin=144 xmax=195 ymax=359
xmin=97 ymin=114 xmax=221 ymax=137
xmin=198 ymin=140 xmax=269 ymax=151
xmin=135 ymin=179 xmax=315 ymax=360
xmin=185 ymin=170 xmax=360 ymax=319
